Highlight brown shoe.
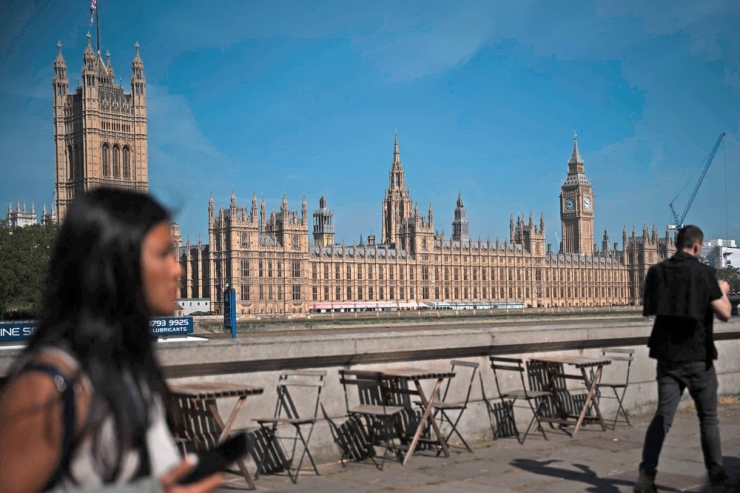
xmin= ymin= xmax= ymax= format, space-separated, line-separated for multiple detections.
xmin=634 ymin=469 xmax=657 ymax=493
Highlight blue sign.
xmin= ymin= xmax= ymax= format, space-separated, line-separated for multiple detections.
xmin=0 ymin=317 xmax=194 ymax=343
xmin=0 ymin=322 xmax=37 ymax=343
xmin=224 ymin=288 xmax=237 ymax=339
xmin=150 ymin=317 xmax=194 ymax=336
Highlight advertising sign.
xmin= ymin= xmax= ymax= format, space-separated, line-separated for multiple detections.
xmin=0 ymin=317 xmax=194 ymax=344
xmin=150 ymin=317 xmax=194 ymax=336
xmin=223 ymin=287 xmax=237 ymax=339
xmin=0 ymin=322 xmax=37 ymax=343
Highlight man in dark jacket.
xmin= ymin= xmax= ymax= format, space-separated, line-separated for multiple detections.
xmin=635 ymin=225 xmax=733 ymax=493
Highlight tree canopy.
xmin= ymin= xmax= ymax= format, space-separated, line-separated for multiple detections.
xmin=715 ymin=265 xmax=740 ymax=291
xmin=0 ymin=223 xmax=59 ymax=320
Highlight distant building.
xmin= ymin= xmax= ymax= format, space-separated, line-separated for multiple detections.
xmin=52 ymin=34 xmax=148 ymax=221
xmin=703 ymin=238 xmax=740 ymax=269
xmin=6 ymin=201 xmax=37 ymax=228
xmin=177 ymin=298 xmax=212 ymax=315
xmin=5 ymin=194 xmax=57 ymax=229
xmin=174 ymin=134 xmax=672 ymax=315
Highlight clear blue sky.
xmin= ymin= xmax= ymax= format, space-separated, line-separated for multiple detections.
xmin=1 ymin=0 xmax=739 ymax=248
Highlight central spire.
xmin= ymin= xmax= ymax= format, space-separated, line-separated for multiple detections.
xmin=569 ymin=131 xmax=584 ymax=166
xmin=393 ymin=131 xmax=401 ymax=165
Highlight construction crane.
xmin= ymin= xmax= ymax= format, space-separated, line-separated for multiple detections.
xmin=668 ymin=132 xmax=726 ymax=230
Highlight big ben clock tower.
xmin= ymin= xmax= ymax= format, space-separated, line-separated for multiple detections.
xmin=560 ymin=133 xmax=594 ymax=255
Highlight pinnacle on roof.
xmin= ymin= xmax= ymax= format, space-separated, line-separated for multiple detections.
xmin=393 ymin=131 xmax=400 ymax=164
xmin=84 ymin=33 xmax=94 ymax=55
xmin=319 ymin=194 xmax=327 ymax=209
xmin=456 ymin=192 xmax=464 ymax=208
xmin=568 ymin=131 xmax=584 ymax=166
xmin=133 ymin=42 xmax=142 ymax=62
xmin=54 ymin=42 xmax=66 ymax=66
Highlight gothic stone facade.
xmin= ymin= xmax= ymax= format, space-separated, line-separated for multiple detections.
xmin=53 ymin=34 xmax=148 ymax=220
xmin=174 ymin=135 xmax=674 ymax=314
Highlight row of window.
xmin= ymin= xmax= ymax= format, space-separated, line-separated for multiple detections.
xmin=307 ymin=285 xmax=627 ymax=302
xmin=102 ymin=122 xmax=131 ymax=132
xmin=240 ymin=260 xmax=301 ymax=278
xmin=102 ymin=144 xmax=132 ymax=179
xmin=305 ymin=264 xmax=624 ymax=283
xmin=240 ymin=284 xmax=301 ymax=301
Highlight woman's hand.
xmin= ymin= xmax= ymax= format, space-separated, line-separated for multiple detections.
xmin=159 ymin=456 xmax=223 ymax=493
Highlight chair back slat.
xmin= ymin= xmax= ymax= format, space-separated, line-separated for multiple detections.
xmin=450 ymin=360 xmax=479 ymax=368
xmin=491 ymin=364 xmax=524 ymax=372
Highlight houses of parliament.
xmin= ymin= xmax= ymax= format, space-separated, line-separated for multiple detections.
xmin=49 ymin=36 xmax=674 ymax=315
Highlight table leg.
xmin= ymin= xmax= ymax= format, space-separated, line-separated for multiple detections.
xmin=576 ymin=366 xmax=607 ymax=433
xmin=206 ymin=397 xmax=256 ymax=490
xmin=402 ymin=378 xmax=448 ymax=465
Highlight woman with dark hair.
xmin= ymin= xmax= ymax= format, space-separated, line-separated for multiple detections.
xmin=0 ymin=188 xmax=222 ymax=493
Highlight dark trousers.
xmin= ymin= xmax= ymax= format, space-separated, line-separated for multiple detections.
xmin=640 ymin=360 xmax=725 ymax=480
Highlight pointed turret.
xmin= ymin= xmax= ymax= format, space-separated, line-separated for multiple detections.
xmin=393 ymin=131 xmax=400 ymax=165
xmin=53 ymin=42 xmax=68 ymax=100
xmin=301 ymin=195 xmax=308 ymax=225
xmin=540 ymin=213 xmax=545 ymax=232
xmin=260 ymin=196 xmax=267 ymax=229
xmin=428 ymin=203 xmax=434 ymax=225
xmin=230 ymin=189 xmax=237 ymax=209
xmin=452 ymin=193 xmax=470 ymax=243
xmin=251 ymin=191 xmax=258 ymax=222
xmin=131 ymin=42 xmax=146 ymax=102
xmin=281 ymin=193 xmax=288 ymax=213
xmin=313 ymin=195 xmax=334 ymax=247
xmin=208 ymin=190 xmax=214 ymax=214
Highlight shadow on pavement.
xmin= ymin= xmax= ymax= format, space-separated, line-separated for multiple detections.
xmin=510 ymin=458 xmax=682 ymax=493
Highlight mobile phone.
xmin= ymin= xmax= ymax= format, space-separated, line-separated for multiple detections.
xmin=178 ymin=432 xmax=249 ymax=485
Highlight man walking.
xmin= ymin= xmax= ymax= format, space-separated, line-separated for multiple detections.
xmin=635 ymin=225 xmax=734 ymax=493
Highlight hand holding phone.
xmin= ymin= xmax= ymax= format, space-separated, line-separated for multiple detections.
xmin=178 ymin=433 xmax=248 ymax=485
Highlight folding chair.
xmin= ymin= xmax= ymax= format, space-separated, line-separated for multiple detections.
xmin=489 ymin=356 xmax=551 ymax=444
xmin=338 ymin=370 xmax=404 ymax=470
xmin=253 ymin=370 xmax=325 ymax=483
xmin=422 ymin=360 xmax=478 ymax=454
xmin=594 ymin=348 xmax=634 ymax=429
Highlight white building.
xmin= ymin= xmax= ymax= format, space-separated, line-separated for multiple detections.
xmin=176 ymin=298 xmax=211 ymax=315
xmin=702 ymin=238 xmax=740 ymax=269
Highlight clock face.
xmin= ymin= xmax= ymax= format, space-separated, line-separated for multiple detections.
xmin=583 ymin=197 xmax=592 ymax=211
xmin=564 ymin=197 xmax=575 ymax=211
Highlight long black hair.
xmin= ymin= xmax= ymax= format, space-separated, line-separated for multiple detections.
xmin=22 ymin=187 xmax=172 ymax=480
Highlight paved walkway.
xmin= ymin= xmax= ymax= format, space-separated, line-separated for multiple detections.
xmin=218 ymin=403 xmax=740 ymax=493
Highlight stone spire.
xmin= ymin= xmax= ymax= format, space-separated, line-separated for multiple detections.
xmin=569 ymin=132 xmax=584 ymax=165
xmin=452 ymin=193 xmax=470 ymax=243
xmin=393 ymin=131 xmax=400 ymax=165
xmin=230 ymin=189 xmax=236 ymax=209
xmin=428 ymin=203 xmax=434 ymax=225
xmin=251 ymin=191 xmax=258 ymax=222
xmin=301 ymin=195 xmax=308 ymax=224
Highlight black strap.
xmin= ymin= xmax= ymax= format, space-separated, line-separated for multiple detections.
xmin=22 ymin=363 xmax=77 ymax=490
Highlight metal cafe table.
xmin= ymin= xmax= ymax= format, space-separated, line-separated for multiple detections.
xmin=527 ymin=355 xmax=611 ymax=437
xmin=169 ymin=382 xmax=264 ymax=489
xmin=380 ymin=367 xmax=456 ymax=465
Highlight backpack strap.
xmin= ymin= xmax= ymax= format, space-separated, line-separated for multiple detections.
xmin=21 ymin=363 xmax=77 ymax=489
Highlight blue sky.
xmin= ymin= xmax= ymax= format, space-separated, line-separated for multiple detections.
xmin=1 ymin=0 xmax=739 ymax=248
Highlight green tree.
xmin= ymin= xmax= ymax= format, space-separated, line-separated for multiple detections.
xmin=716 ymin=265 xmax=740 ymax=291
xmin=0 ymin=223 xmax=59 ymax=319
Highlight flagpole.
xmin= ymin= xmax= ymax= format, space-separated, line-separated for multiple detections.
xmin=96 ymin=0 xmax=101 ymax=53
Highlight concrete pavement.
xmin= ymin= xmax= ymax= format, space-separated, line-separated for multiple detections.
xmin=218 ymin=402 xmax=740 ymax=493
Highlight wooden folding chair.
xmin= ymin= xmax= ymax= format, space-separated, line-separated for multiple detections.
xmin=594 ymin=348 xmax=634 ymax=429
xmin=253 ymin=370 xmax=325 ymax=483
xmin=338 ymin=369 xmax=404 ymax=470
xmin=489 ymin=357 xmax=551 ymax=444
xmin=424 ymin=360 xmax=478 ymax=454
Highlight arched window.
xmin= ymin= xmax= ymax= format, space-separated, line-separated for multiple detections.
xmin=122 ymin=146 xmax=130 ymax=179
xmin=67 ymin=145 xmax=74 ymax=180
xmin=112 ymin=145 xmax=120 ymax=178
xmin=102 ymin=144 xmax=110 ymax=177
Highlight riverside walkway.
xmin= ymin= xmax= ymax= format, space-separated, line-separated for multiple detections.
xmin=220 ymin=402 xmax=740 ymax=493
